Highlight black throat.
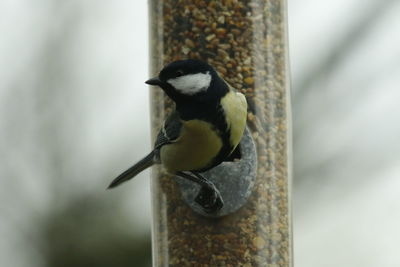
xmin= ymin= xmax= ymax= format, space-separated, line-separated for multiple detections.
xmin=174 ymin=76 xmax=229 ymax=121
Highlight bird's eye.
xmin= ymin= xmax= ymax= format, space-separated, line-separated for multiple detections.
xmin=176 ymin=70 xmax=184 ymax=77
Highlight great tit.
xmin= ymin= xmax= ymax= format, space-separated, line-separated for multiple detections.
xmin=108 ymin=59 xmax=247 ymax=213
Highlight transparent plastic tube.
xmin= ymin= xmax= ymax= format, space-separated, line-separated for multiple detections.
xmin=149 ymin=0 xmax=292 ymax=266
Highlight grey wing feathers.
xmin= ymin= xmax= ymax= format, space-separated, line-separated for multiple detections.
xmin=107 ymin=111 xmax=182 ymax=189
xmin=154 ymin=111 xmax=182 ymax=149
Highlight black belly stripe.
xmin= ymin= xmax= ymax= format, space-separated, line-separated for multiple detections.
xmin=176 ymin=85 xmax=233 ymax=172
xmin=194 ymin=102 xmax=233 ymax=172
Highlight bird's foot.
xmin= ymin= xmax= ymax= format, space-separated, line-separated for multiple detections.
xmin=195 ymin=186 xmax=224 ymax=213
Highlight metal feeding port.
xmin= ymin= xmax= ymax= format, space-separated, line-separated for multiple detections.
xmin=175 ymin=127 xmax=257 ymax=217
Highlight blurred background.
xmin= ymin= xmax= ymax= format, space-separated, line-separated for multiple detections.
xmin=0 ymin=0 xmax=399 ymax=266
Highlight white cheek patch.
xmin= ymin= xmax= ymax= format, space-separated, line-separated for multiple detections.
xmin=167 ymin=72 xmax=211 ymax=95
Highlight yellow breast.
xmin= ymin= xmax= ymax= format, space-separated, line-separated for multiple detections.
xmin=160 ymin=120 xmax=223 ymax=173
xmin=220 ymin=91 xmax=248 ymax=149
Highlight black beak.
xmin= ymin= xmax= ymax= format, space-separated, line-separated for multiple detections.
xmin=145 ymin=77 xmax=162 ymax=86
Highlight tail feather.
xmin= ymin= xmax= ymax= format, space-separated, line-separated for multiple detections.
xmin=108 ymin=151 xmax=155 ymax=189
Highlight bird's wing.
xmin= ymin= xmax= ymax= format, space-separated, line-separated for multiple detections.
xmin=154 ymin=110 xmax=183 ymax=149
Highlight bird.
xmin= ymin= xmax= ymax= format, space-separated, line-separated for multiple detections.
xmin=108 ymin=59 xmax=248 ymax=213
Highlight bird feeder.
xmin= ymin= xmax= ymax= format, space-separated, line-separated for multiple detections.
xmin=149 ymin=0 xmax=293 ymax=266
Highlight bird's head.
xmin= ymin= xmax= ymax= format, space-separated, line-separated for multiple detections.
xmin=146 ymin=59 xmax=228 ymax=104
